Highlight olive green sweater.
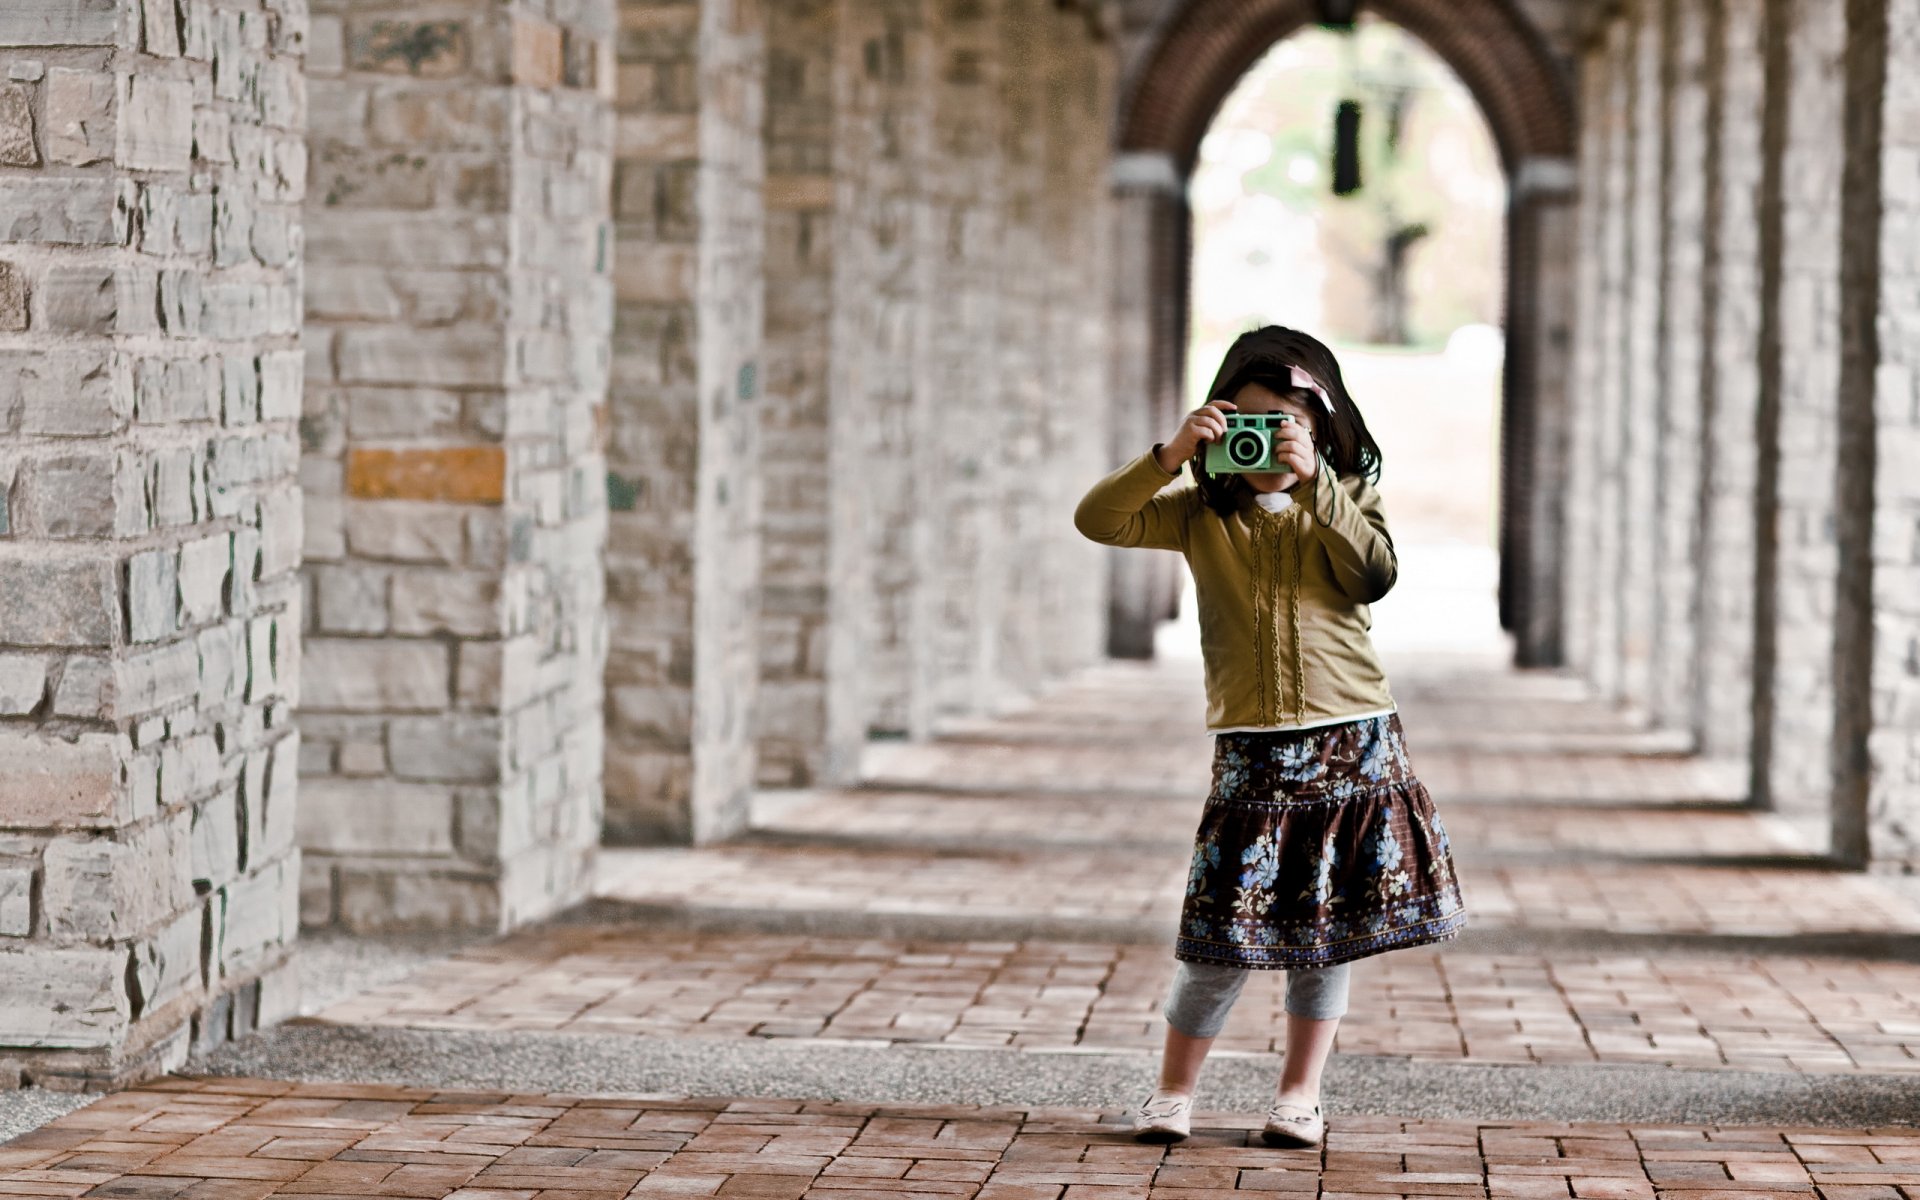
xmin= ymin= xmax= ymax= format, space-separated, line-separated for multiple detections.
xmin=1073 ymin=448 xmax=1399 ymax=733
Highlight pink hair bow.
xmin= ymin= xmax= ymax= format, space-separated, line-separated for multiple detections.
xmin=1289 ymin=365 xmax=1335 ymax=412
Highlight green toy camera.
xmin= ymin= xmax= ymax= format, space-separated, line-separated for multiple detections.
xmin=1204 ymin=412 xmax=1296 ymax=474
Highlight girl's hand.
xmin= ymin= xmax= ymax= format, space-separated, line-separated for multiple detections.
xmin=1275 ymin=420 xmax=1317 ymax=483
xmin=1156 ymin=401 xmax=1235 ymax=474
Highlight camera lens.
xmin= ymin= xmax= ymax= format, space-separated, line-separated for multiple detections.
xmin=1227 ymin=429 xmax=1267 ymax=468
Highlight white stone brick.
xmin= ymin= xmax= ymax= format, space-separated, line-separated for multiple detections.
xmin=0 ymin=946 xmax=128 ymax=1049
xmin=0 ymin=653 xmax=48 ymax=715
xmin=43 ymin=815 xmax=192 ymax=941
xmin=300 ymin=637 xmax=451 ymax=711
xmin=295 ymin=778 xmax=456 ymax=855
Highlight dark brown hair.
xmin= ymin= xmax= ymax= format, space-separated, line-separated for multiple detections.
xmin=1191 ymin=326 xmax=1384 ymax=517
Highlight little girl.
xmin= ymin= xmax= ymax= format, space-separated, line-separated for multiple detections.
xmin=1073 ymin=326 xmax=1466 ymax=1148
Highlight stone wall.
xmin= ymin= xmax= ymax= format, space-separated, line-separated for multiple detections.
xmin=0 ymin=0 xmax=305 ymax=1084
xmin=299 ymin=0 xmax=613 ymax=927
xmin=603 ymin=0 xmax=765 ymax=842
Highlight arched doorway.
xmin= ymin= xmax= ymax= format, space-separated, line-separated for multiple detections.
xmin=1105 ymin=0 xmax=1578 ymax=667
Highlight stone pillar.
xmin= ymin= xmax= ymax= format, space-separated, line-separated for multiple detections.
xmin=923 ymin=0 xmax=1004 ymax=721
xmin=0 ymin=0 xmax=304 ymax=1084
xmin=992 ymin=0 xmax=1047 ymax=688
xmin=1840 ymin=0 xmax=1917 ymax=870
xmin=757 ymin=0 xmax=838 ymax=786
xmin=837 ymin=0 xmax=933 ymax=740
xmin=603 ymin=0 xmax=765 ymax=841
xmin=1103 ymin=174 xmax=1174 ymax=662
xmin=1042 ymin=9 xmax=1115 ymax=679
xmin=300 ymin=0 xmax=613 ymax=925
xmin=1649 ymin=0 xmax=1710 ymax=734
xmin=1586 ymin=20 xmax=1636 ymax=700
xmin=1753 ymin=0 xmax=1845 ymax=827
xmin=1504 ymin=173 xmax=1578 ymax=669
xmin=1616 ymin=0 xmax=1665 ymax=715
xmin=1694 ymin=0 xmax=1767 ymax=763
xmin=1563 ymin=40 xmax=1614 ymax=679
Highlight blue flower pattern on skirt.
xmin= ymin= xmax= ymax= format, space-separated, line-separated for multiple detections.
xmin=1175 ymin=713 xmax=1468 ymax=969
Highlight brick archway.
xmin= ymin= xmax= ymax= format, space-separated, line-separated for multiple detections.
xmin=1120 ymin=0 xmax=1573 ymax=173
xmin=1108 ymin=0 xmax=1578 ymax=666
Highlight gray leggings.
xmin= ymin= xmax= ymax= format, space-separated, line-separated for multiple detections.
xmin=1162 ymin=959 xmax=1352 ymax=1038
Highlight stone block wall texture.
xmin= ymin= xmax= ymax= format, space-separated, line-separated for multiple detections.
xmin=1757 ymin=0 xmax=1846 ymax=822
xmin=1650 ymin=0 xmax=1708 ymax=733
xmin=1694 ymin=0 xmax=1766 ymax=763
xmin=300 ymin=0 xmax=614 ymax=928
xmin=757 ymin=0 xmax=836 ymax=786
xmin=1866 ymin=0 xmax=1920 ymax=868
xmin=0 ymin=0 xmax=305 ymax=1084
xmin=603 ymin=0 xmax=765 ymax=843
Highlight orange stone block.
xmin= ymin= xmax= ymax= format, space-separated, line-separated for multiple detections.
xmin=346 ymin=446 xmax=506 ymax=504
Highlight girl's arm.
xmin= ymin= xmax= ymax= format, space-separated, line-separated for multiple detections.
xmin=1293 ymin=462 xmax=1398 ymax=602
xmin=1073 ymin=447 xmax=1197 ymax=552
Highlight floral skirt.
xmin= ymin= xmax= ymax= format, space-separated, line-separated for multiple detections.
xmin=1175 ymin=713 xmax=1467 ymax=969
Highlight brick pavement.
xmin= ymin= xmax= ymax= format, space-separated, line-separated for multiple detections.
xmin=4 ymin=1075 xmax=1916 ymax=1199
xmin=593 ymin=845 xmax=1920 ymax=938
xmin=15 ymin=654 xmax=1920 ymax=1197
xmin=313 ymin=928 xmax=1920 ymax=1074
xmin=754 ymin=791 xmax=1798 ymax=859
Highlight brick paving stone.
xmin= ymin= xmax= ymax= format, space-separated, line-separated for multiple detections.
xmin=592 ymin=845 xmax=1920 ymax=939
xmin=311 ymin=929 xmax=1920 ymax=1074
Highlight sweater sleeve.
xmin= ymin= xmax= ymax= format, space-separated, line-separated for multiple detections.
xmin=1294 ymin=460 xmax=1398 ymax=603
xmin=1072 ymin=447 xmax=1197 ymax=553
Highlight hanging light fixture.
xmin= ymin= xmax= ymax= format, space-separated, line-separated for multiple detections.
xmin=1324 ymin=0 xmax=1363 ymax=195
xmin=1316 ymin=0 xmax=1359 ymax=30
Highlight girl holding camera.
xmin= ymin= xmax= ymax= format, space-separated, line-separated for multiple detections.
xmin=1073 ymin=325 xmax=1467 ymax=1147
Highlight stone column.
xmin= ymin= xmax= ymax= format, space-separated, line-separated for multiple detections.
xmin=1504 ymin=171 xmax=1578 ymax=669
xmin=1840 ymin=0 xmax=1918 ymax=870
xmin=1038 ymin=7 xmax=1113 ymax=679
xmin=1616 ymin=0 xmax=1665 ymax=715
xmin=1694 ymin=0 xmax=1767 ymax=762
xmin=1587 ymin=19 xmax=1636 ymax=699
xmin=1753 ymin=0 xmax=1845 ymax=829
xmin=757 ymin=0 xmax=837 ymax=786
xmin=923 ymin=0 xmax=1004 ymax=722
xmin=1649 ymin=0 xmax=1710 ymax=733
xmin=1563 ymin=40 xmax=1615 ymax=679
xmin=603 ymin=0 xmax=765 ymax=841
xmin=1102 ymin=171 xmax=1176 ymax=662
xmin=300 ymin=0 xmax=614 ymax=926
xmin=0 ymin=0 xmax=304 ymax=1084
xmin=992 ymin=0 xmax=1047 ymax=688
xmin=837 ymin=0 xmax=933 ymax=740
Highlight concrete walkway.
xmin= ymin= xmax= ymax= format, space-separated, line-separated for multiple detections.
xmin=6 ymin=577 xmax=1920 ymax=1196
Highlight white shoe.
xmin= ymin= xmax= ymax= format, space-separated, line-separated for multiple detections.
xmin=1131 ymin=1090 xmax=1193 ymax=1142
xmin=1261 ymin=1100 xmax=1324 ymax=1148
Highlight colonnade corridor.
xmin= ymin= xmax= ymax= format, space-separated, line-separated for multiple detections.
xmin=4 ymin=554 xmax=1917 ymax=1195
